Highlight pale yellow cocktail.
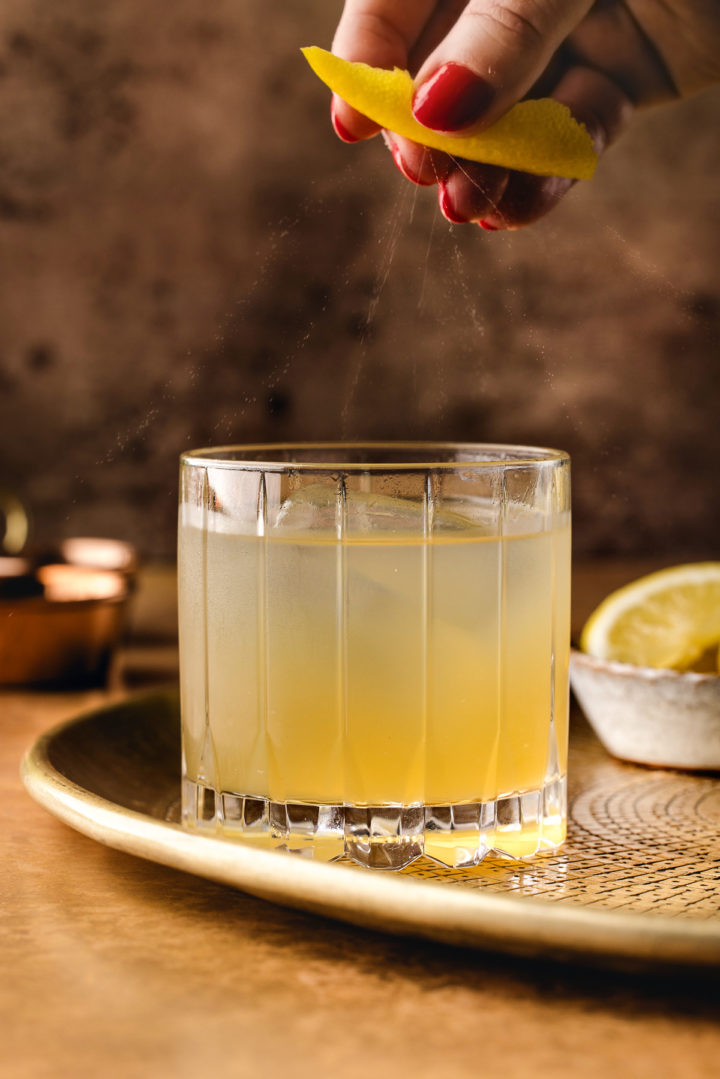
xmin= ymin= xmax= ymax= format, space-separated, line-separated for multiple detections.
xmin=179 ymin=445 xmax=570 ymax=869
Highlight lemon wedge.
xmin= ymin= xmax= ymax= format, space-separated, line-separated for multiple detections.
xmin=580 ymin=563 xmax=720 ymax=671
xmin=302 ymin=46 xmax=597 ymax=180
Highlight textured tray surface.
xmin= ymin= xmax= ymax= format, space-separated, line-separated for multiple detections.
xmin=414 ymin=734 xmax=720 ymax=920
xmin=22 ymin=690 xmax=720 ymax=968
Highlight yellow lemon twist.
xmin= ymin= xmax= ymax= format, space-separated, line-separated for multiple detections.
xmin=302 ymin=46 xmax=597 ymax=181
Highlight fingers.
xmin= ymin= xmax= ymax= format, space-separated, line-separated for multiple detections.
xmin=424 ymin=64 xmax=632 ymax=230
xmin=408 ymin=0 xmax=468 ymax=72
xmin=438 ymin=162 xmax=510 ymax=222
xmin=479 ymin=65 xmax=634 ymax=229
xmin=382 ymin=131 xmax=510 ymax=224
xmin=330 ymin=0 xmax=436 ymax=141
xmin=411 ymin=0 xmax=594 ymax=134
xmin=479 ymin=170 xmax=574 ymax=230
xmin=332 ymin=0 xmax=436 ymax=62
xmin=382 ymin=133 xmax=450 ymax=186
xmin=327 ymin=3 xmax=638 ymax=233
xmin=554 ymin=64 xmax=634 ymax=156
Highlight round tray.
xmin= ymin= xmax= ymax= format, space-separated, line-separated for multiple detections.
xmin=21 ymin=689 xmax=720 ymax=970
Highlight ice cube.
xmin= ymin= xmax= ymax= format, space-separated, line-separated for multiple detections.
xmin=273 ymin=483 xmax=461 ymax=535
xmin=273 ymin=483 xmax=342 ymax=531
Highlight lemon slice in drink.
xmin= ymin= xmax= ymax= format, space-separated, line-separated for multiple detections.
xmin=580 ymin=563 xmax=720 ymax=671
xmin=302 ymin=46 xmax=597 ymax=180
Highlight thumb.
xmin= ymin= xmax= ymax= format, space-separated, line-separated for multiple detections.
xmin=412 ymin=0 xmax=593 ymax=132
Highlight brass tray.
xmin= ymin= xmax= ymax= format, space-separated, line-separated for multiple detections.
xmin=21 ymin=690 xmax=720 ymax=970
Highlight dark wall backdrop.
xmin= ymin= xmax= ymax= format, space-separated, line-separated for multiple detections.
xmin=1 ymin=0 xmax=718 ymax=560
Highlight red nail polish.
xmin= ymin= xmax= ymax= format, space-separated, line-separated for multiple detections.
xmin=413 ymin=63 xmax=493 ymax=132
xmin=330 ymin=99 xmax=359 ymax=143
xmin=389 ymin=141 xmax=432 ymax=186
xmin=479 ymin=219 xmax=499 ymax=231
xmin=438 ymin=181 xmax=466 ymax=224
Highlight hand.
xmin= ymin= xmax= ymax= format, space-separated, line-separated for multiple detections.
xmin=330 ymin=0 xmax=720 ymax=229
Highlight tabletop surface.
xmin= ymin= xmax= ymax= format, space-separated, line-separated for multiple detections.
xmin=3 ymin=561 xmax=719 ymax=1079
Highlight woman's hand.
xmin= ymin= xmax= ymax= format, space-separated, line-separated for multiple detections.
xmin=329 ymin=0 xmax=720 ymax=229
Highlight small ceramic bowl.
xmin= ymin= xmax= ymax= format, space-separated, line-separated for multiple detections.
xmin=569 ymin=649 xmax=720 ymax=771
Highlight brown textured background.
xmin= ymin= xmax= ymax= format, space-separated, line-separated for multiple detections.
xmin=0 ymin=0 xmax=718 ymax=561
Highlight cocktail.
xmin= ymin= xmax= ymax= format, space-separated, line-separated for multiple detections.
xmin=178 ymin=443 xmax=570 ymax=869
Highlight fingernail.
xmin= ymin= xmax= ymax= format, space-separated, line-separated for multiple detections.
xmin=438 ymin=181 xmax=467 ymax=224
xmin=330 ymin=98 xmax=359 ymax=143
xmin=479 ymin=219 xmax=499 ymax=231
xmin=388 ymin=139 xmax=433 ymax=187
xmin=413 ymin=63 xmax=493 ymax=132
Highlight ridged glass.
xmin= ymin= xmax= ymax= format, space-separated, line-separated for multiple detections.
xmin=178 ymin=443 xmax=570 ymax=870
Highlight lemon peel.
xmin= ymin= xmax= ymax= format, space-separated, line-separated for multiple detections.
xmin=579 ymin=563 xmax=720 ymax=671
xmin=302 ymin=46 xmax=597 ymax=181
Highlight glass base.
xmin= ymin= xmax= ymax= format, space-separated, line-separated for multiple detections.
xmin=182 ymin=776 xmax=566 ymax=870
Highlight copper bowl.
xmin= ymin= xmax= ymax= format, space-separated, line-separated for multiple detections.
xmin=0 ymin=540 xmax=135 ymax=687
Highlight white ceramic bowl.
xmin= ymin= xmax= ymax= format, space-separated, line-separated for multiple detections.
xmin=569 ymin=649 xmax=720 ymax=771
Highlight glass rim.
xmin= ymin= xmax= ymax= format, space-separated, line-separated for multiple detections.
xmin=180 ymin=442 xmax=570 ymax=472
